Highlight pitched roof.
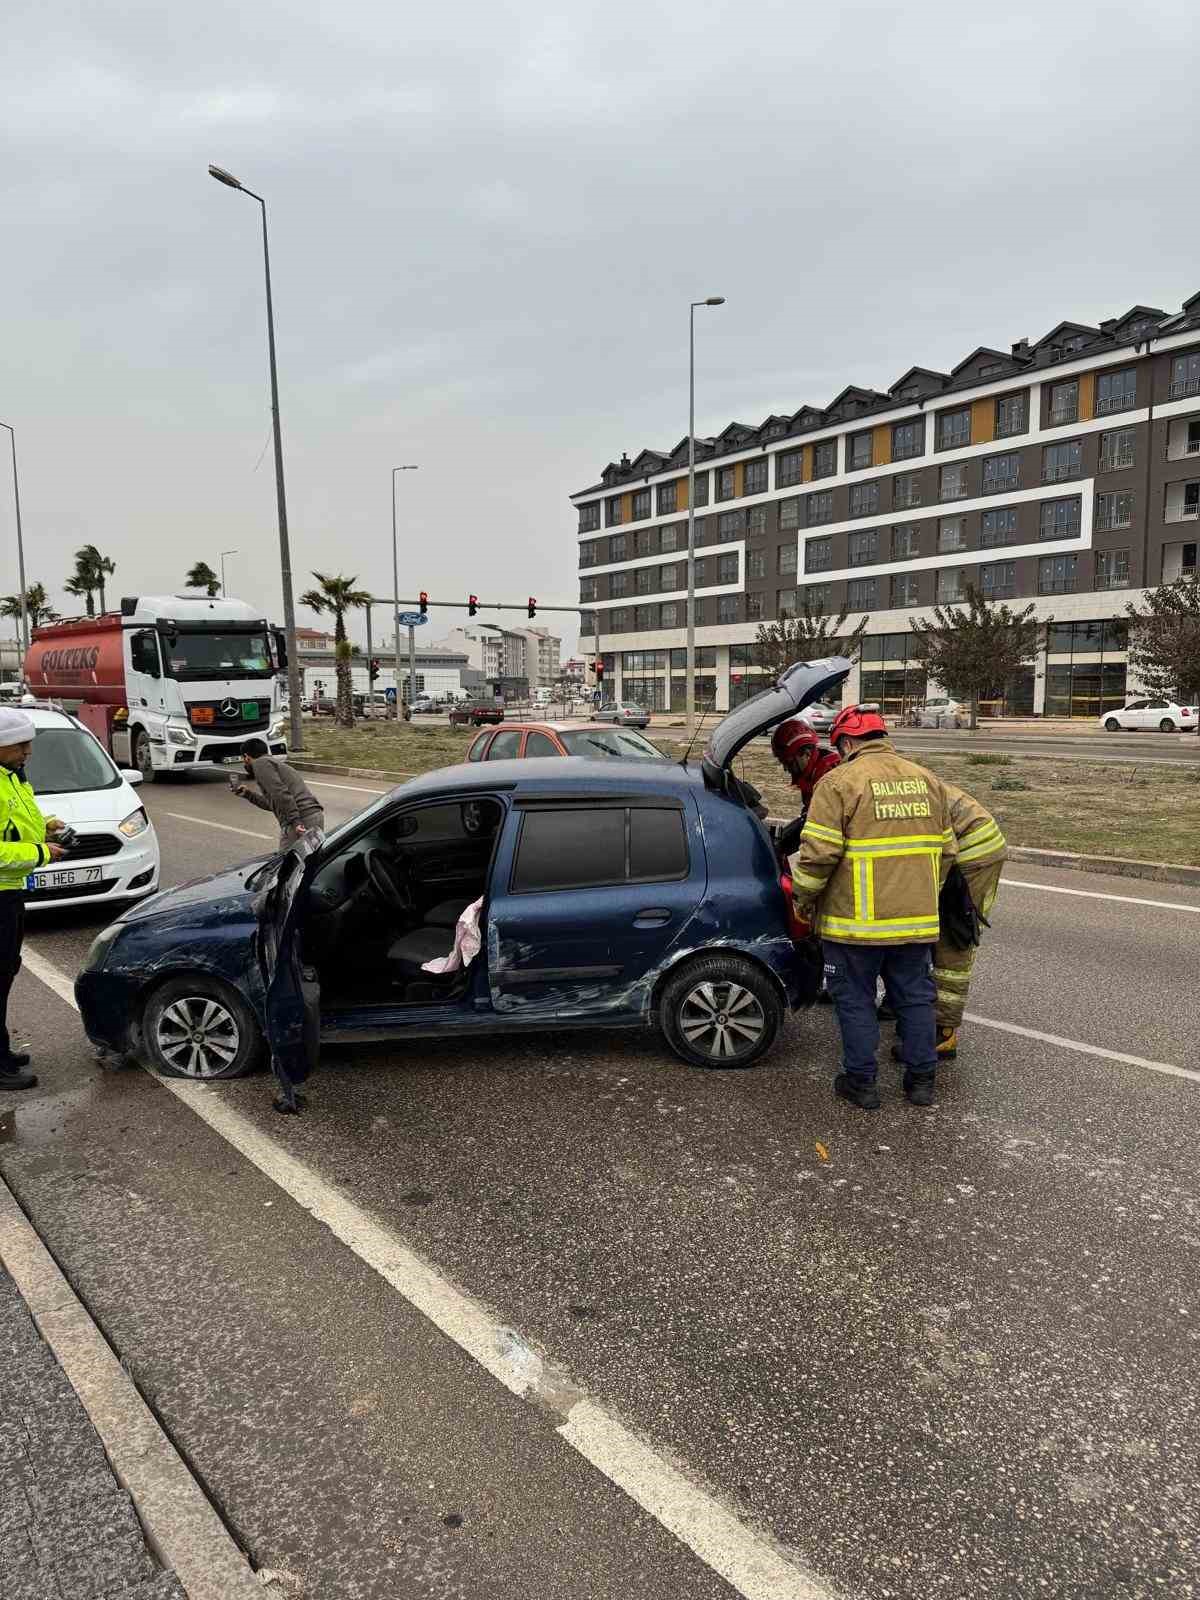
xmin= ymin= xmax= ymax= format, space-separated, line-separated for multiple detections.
xmin=888 ymin=365 xmax=949 ymax=397
xmin=948 ymin=346 xmax=1014 ymax=378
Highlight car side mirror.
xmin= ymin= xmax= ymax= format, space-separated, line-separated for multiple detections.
xmin=121 ymin=769 xmax=144 ymax=786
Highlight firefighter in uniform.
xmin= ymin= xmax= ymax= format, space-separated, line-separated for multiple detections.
xmin=788 ymin=705 xmax=956 ymax=1109
xmin=770 ymin=717 xmax=841 ymax=820
xmin=924 ymin=781 xmax=1006 ymax=1059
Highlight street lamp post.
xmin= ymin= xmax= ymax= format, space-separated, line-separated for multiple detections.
xmin=219 ymin=549 xmax=238 ymax=597
xmin=686 ymin=296 xmax=725 ymax=738
xmin=208 ymin=163 xmax=304 ymax=753
xmin=391 ymin=465 xmax=419 ymax=717
xmin=0 ymin=422 xmax=28 ymax=664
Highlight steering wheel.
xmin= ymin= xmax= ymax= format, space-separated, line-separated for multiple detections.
xmin=364 ymin=848 xmax=414 ymax=915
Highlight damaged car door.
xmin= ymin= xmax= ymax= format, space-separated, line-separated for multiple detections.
xmin=257 ymin=834 xmax=323 ymax=1112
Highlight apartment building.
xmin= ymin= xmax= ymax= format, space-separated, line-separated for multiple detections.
xmin=434 ymin=625 xmax=562 ymax=696
xmin=572 ymin=294 xmax=1200 ymax=717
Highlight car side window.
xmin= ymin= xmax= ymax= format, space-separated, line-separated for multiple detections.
xmin=467 ymin=733 xmax=489 ymax=761
xmin=511 ymin=805 xmax=688 ymax=893
xmin=487 ymin=730 xmax=522 ymax=759
xmin=524 ymin=732 xmax=560 ymax=758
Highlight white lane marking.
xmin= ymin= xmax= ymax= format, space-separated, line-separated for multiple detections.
xmin=964 ymin=1012 xmax=1200 ymax=1086
xmin=306 ymin=778 xmax=404 ymax=794
xmin=1002 ymin=878 xmax=1200 ymax=915
xmin=18 ymin=947 xmax=835 ymax=1600
xmin=163 ymin=813 xmax=274 ymax=841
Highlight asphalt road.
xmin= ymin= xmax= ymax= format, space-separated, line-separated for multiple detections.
xmin=3 ymin=771 xmax=1198 ymax=1600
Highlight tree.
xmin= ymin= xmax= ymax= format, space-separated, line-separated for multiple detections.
xmin=185 ymin=561 xmax=221 ymax=597
xmin=297 ymin=572 xmax=371 ymax=728
xmin=2 ymin=585 xmax=59 ymax=662
xmin=63 ymin=575 xmax=95 ymax=617
xmin=909 ymin=586 xmax=1043 ymax=730
xmin=1125 ymin=575 xmax=1200 ymax=713
xmin=64 ymin=544 xmax=117 ymax=615
xmin=752 ymin=596 xmax=869 ymax=679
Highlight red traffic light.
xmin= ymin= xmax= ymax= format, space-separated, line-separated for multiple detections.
xmin=468 ymin=594 xmax=478 ymax=617
xmin=527 ymin=597 xmax=537 ymax=619
xmin=595 ymin=658 xmax=604 ymax=681
xmin=419 ymin=591 xmax=428 ymax=616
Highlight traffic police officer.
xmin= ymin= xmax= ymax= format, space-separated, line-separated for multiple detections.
xmin=788 ymin=705 xmax=956 ymax=1109
xmin=0 ymin=706 xmax=68 ymax=1089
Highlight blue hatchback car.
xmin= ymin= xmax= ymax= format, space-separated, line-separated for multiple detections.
xmin=76 ymin=659 xmax=849 ymax=1108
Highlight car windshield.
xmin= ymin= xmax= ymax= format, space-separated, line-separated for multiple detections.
xmin=163 ymin=630 xmax=274 ymax=679
xmin=25 ymin=727 xmax=120 ymax=795
xmin=559 ymin=728 xmax=664 ymax=759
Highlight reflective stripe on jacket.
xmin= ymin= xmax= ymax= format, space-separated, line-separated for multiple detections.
xmin=788 ymin=738 xmax=956 ymax=944
xmin=0 ymin=768 xmax=50 ymax=892
xmin=944 ymin=781 xmax=1007 ymax=877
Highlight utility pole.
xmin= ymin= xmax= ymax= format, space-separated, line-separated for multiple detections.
xmin=686 ymin=296 xmax=725 ymax=737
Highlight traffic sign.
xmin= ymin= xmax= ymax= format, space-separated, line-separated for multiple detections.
xmin=398 ymin=611 xmax=428 ymax=627
xmin=384 ymin=686 xmax=397 ymax=702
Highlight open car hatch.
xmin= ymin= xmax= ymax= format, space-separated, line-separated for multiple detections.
xmin=700 ymin=656 xmax=852 ymax=785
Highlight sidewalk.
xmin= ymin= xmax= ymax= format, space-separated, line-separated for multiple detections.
xmin=0 ymin=1263 xmax=185 ymax=1600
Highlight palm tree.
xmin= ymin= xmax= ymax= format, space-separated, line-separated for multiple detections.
xmin=1 ymin=584 xmax=59 ymax=667
xmin=185 ymin=561 xmax=221 ymax=597
xmin=67 ymin=545 xmax=117 ymax=615
xmin=298 ymin=572 xmax=371 ymax=728
xmin=63 ymin=573 xmax=95 ymax=617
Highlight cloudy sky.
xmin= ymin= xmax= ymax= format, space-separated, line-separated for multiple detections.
xmin=3 ymin=0 xmax=1198 ymax=654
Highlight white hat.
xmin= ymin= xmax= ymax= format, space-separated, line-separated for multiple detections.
xmin=0 ymin=707 xmax=37 ymax=744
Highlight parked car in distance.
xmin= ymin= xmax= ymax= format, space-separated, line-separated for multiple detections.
xmin=591 ymin=701 xmax=650 ymax=729
xmin=801 ymin=701 xmax=840 ymax=734
xmin=1101 ymin=697 xmax=1196 ymax=733
xmin=466 ymin=721 xmax=665 ymax=762
xmin=449 ymin=703 xmax=505 ymax=727
xmin=409 ymin=697 xmax=440 ymax=716
xmin=306 ymin=695 xmax=337 ymax=717
xmin=74 ymin=657 xmax=851 ymax=1097
xmin=22 ymin=705 xmax=160 ymax=911
xmin=916 ymin=697 xmax=968 ymax=729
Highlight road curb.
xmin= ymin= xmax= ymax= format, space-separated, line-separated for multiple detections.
xmin=1003 ymin=845 xmax=1200 ymax=888
xmin=289 ymin=757 xmax=411 ymax=781
xmin=0 ymin=1175 xmax=263 ymax=1600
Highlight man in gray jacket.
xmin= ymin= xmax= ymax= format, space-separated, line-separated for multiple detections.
xmin=233 ymin=738 xmax=324 ymax=848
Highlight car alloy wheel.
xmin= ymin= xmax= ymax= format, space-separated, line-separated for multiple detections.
xmin=154 ymin=995 xmax=241 ymax=1078
xmin=1159 ymin=718 xmax=1176 ymax=732
xmin=678 ymin=979 xmax=766 ymax=1060
xmin=1104 ymin=718 xmax=1121 ymax=731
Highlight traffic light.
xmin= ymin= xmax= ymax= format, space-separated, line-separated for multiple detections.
xmin=419 ymin=591 xmax=428 ymax=617
xmin=369 ymin=657 xmax=380 ymax=683
xmin=527 ymin=597 xmax=537 ymax=619
xmin=594 ymin=657 xmax=604 ymax=684
xmin=468 ymin=594 xmax=478 ymax=617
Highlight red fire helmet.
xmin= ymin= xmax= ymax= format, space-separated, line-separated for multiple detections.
xmin=828 ymin=704 xmax=888 ymax=746
xmin=771 ymin=717 xmax=820 ymax=772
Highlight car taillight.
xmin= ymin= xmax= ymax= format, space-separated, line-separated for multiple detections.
xmin=780 ymin=874 xmax=812 ymax=941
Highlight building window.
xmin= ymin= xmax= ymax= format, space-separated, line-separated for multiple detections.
xmin=1096 ymin=368 xmax=1137 ymax=416
xmin=747 ymin=551 xmax=765 ymax=580
xmin=980 ymin=561 xmax=1015 ymax=600
xmin=717 ymin=553 xmax=739 ymax=584
xmin=777 ymin=588 xmax=797 ymax=617
xmin=718 ymin=509 xmax=744 ymax=542
xmin=606 ymin=495 xmax=624 ymax=527
xmin=657 ymin=481 xmax=678 ymax=516
xmin=717 ymin=594 xmax=739 ymax=624
xmin=633 ymin=526 xmax=656 ymax=556
xmin=694 ymin=558 xmax=708 ymax=586
xmin=893 ymin=473 xmax=922 ymax=510
xmin=938 ymin=517 xmax=967 ymax=553
xmin=848 ymin=430 xmax=874 ymax=470
xmin=849 ymin=528 xmax=879 ymax=565
xmin=1043 ymin=439 xmax=1082 ymax=483
xmin=982 ymin=452 xmax=1020 ymax=493
xmin=1040 ymin=496 xmax=1082 ymax=540
xmin=636 ymin=567 xmax=654 ymax=594
xmin=847 ymin=577 xmax=878 ymax=611
xmin=579 ymin=541 xmax=598 ymax=568
xmin=779 ymin=544 xmax=798 ymax=575
xmin=610 ymin=571 xmax=628 ymax=597
xmin=580 ymin=578 xmax=597 ymax=603
xmin=610 ymin=608 xmax=628 ymax=631
xmin=636 ymin=605 xmax=656 ymax=630
xmin=746 ymin=593 xmax=764 ymax=621
xmin=892 ymin=419 xmax=924 ymax=460
xmin=661 ymin=524 xmax=680 ymax=553
xmin=777 ymin=449 xmax=804 ymax=488
xmin=940 ymin=462 xmax=969 ymax=501
xmin=610 ymin=532 xmax=629 ymax=563
xmin=632 ymin=488 xmax=651 ymax=521
xmin=937 ymin=408 xmax=971 ymax=451
xmin=1049 ymin=379 xmax=1079 ymax=425
xmin=807 ymin=490 xmax=833 ymax=525
xmin=1099 ymin=427 xmax=1136 ymax=472
xmin=813 ymin=440 xmax=837 ymax=479
xmin=744 ymin=459 xmax=769 ymax=495
xmin=804 ymin=583 xmax=832 ymax=613
xmin=1094 ymin=549 xmax=1131 ymax=591
xmin=1095 ymin=491 xmax=1134 ymax=531
xmin=890 ymin=573 xmax=919 ymax=608
xmin=979 ymin=360 xmax=1005 ymax=377
xmin=981 ymin=506 xmax=1019 ymax=547
xmin=937 ymin=569 xmax=966 ymax=604
xmin=1170 ymin=352 xmax=1200 ymax=400
xmin=716 ymin=466 xmax=736 ymax=502
xmin=748 ymin=505 xmax=767 ymax=536
xmin=891 ymin=525 xmax=920 ymax=560
xmin=849 ymin=482 xmax=880 ymax=517
xmin=660 ymin=563 xmax=679 ymax=590
xmin=995 ymin=392 xmax=1026 ymax=438
xmin=805 ymin=536 xmax=831 ymax=573
xmin=779 ymin=497 xmax=801 ymax=531
xmin=579 ymin=503 xmax=600 ymax=533
xmin=1039 ymin=554 xmax=1078 ymax=595
xmin=659 ymin=602 xmax=679 ymax=628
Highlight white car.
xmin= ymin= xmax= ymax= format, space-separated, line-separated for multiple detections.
xmin=915 ymin=697 xmax=968 ymax=729
xmin=23 ymin=707 xmax=161 ymax=911
xmin=803 ymin=701 xmax=840 ymax=734
xmin=1101 ymin=697 xmax=1197 ymax=733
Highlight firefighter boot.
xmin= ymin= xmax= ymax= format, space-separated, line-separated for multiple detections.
xmin=903 ymin=1070 xmax=935 ymax=1107
xmin=834 ymin=1073 xmax=881 ymax=1111
xmin=0 ymin=1060 xmax=37 ymax=1091
xmin=936 ymin=1026 xmax=958 ymax=1060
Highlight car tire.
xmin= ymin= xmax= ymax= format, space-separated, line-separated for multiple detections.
xmin=133 ymin=729 xmax=158 ymax=784
xmin=1104 ymin=717 xmax=1121 ymax=732
xmin=1159 ymin=718 xmax=1176 ymax=732
xmin=659 ymin=955 xmax=783 ymax=1070
xmin=143 ymin=976 xmax=264 ymax=1081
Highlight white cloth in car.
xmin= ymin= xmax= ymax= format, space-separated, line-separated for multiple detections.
xmin=422 ymin=896 xmax=484 ymax=975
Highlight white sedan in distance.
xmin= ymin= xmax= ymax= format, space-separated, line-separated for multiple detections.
xmin=1101 ymin=697 xmax=1196 ymax=733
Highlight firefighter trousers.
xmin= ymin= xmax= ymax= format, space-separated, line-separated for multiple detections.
xmin=931 ymin=861 xmax=1003 ymax=1029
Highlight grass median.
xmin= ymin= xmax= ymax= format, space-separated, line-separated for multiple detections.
xmin=296 ymin=722 xmax=1200 ymax=867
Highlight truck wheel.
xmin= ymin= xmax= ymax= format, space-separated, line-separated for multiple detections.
xmin=143 ymin=976 xmax=263 ymax=1080
xmin=134 ymin=730 xmax=158 ymax=784
xmin=659 ymin=955 xmax=782 ymax=1070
